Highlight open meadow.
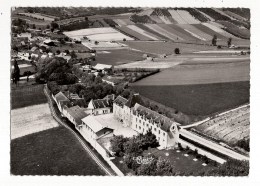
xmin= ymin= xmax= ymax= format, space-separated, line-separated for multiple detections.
xmin=11 ymin=126 xmax=105 ymax=175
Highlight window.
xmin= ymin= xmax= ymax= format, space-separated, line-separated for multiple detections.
xmin=139 ymin=126 xmax=141 ymax=130
xmin=154 ymin=128 xmax=157 ymax=131
xmin=159 ymin=130 xmax=160 ymax=134
xmin=163 ymin=132 xmax=165 ymax=136
xmin=147 ymin=124 xmax=148 ymax=127
xmin=158 ymin=137 xmax=160 ymax=141
xmin=136 ymin=124 xmax=137 ymax=128
xmin=136 ymin=118 xmax=137 ymax=122
xmin=143 ymin=122 xmax=145 ymax=126
xmin=139 ymin=120 xmax=141 ymax=123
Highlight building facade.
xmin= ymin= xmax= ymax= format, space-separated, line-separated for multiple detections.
xmin=113 ymin=94 xmax=179 ymax=149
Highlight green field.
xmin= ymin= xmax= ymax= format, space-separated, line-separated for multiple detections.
xmin=11 ymin=84 xmax=47 ymax=109
xmin=11 ymin=126 xmax=105 ymax=175
xmin=131 ymin=81 xmax=250 ymax=116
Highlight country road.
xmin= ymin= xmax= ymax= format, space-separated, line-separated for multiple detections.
xmin=179 ymin=129 xmax=249 ymax=161
xmin=43 ymin=85 xmax=115 ymax=176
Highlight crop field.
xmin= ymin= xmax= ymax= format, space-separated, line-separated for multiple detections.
xmin=18 ymin=13 xmax=55 ymax=21
xmin=144 ymin=24 xmax=180 ymax=40
xmin=11 ymin=84 xmax=47 ymax=109
xmin=124 ymin=41 xmax=217 ymax=55
xmin=193 ymin=105 xmax=250 ymax=145
xmin=117 ymin=26 xmax=152 ymax=40
xmin=168 ymin=10 xmax=187 ymax=24
xmin=11 ymin=103 xmax=59 ymax=139
xmin=11 ymin=126 xmax=105 ymax=175
xmin=127 ymin=25 xmax=160 ymax=40
xmin=115 ymin=58 xmax=182 ymax=69
xmin=131 ymin=81 xmax=250 ymax=116
xmin=176 ymin=10 xmax=201 ymax=24
xmin=217 ymin=21 xmax=250 ymax=39
xmin=94 ymin=48 xmax=145 ymax=65
xmin=132 ymin=57 xmax=250 ymax=85
xmin=64 ymin=27 xmax=133 ymax=41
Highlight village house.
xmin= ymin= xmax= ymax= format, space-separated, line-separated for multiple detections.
xmin=93 ymin=63 xmax=113 ymax=74
xmin=113 ymin=94 xmax=180 ymax=149
xmin=52 ymin=91 xmax=71 ymax=115
xmin=88 ymin=95 xmax=114 ymax=115
xmin=63 ymin=105 xmax=88 ymax=128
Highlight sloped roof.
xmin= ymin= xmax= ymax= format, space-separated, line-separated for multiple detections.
xmin=65 ymin=105 xmax=88 ymax=125
xmin=125 ymin=94 xmax=144 ymax=108
xmin=82 ymin=115 xmax=106 ymax=133
xmin=92 ymin=98 xmax=113 ymax=109
xmin=94 ymin=63 xmax=112 ymax=70
xmin=114 ymin=95 xmax=128 ymax=106
xmin=133 ymin=103 xmax=174 ymax=132
xmin=54 ymin=91 xmax=69 ymax=102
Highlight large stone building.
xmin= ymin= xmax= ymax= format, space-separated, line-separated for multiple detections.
xmin=113 ymin=94 xmax=179 ymax=149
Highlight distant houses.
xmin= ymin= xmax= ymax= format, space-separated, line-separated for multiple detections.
xmin=88 ymin=95 xmax=115 ymax=115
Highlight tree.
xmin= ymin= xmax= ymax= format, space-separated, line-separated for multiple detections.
xmin=227 ymin=37 xmax=232 ymax=47
xmin=123 ymin=38 xmax=126 ymax=42
xmin=70 ymin=50 xmax=77 ymax=58
xmin=110 ymin=135 xmax=129 ymax=157
xmin=155 ymin=157 xmax=174 ymax=176
xmin=46 ymin=24 xmax=50 ymax=29
xmin=212 ymin=34 xmax=217 ymax=46
xmin=12 ymin=60 xmax=20 ymax=85
xmin=174 ymin=48 xmax=180 ymax=54
xmin=85 ymin=16 xmax=89 ymax=21
xmin=32 ymin=24 xmax=36 ymax=29
xmin=51 ymin=22 xmax=59 ymax=30
xmin=136 ymin=158 xmax=157 ymax=176
xmin=123 ymin=138 xmax=143 ymax=157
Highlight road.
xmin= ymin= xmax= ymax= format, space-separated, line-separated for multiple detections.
xmin=43 ymin=85 xmax=115 ymax=176
xmin=179 ymin=129 xmax=249 ymax=161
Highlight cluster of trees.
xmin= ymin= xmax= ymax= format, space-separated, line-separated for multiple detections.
xmin=11 ymin=60 xmax=20 ymax=85
xmin=12 ymin=18 xmax=29 ymax=34
xmin=130 ymin=15 xmax=156 ymax=24
xmin=35 ymin=57 xmax=77 ymax=85
xmin=177 ymin=8 xmax=209 ymax=22
xmin=235 ymin=138 xmax=250 ymax=152
xmin=60 ymin=20 xmax=91 ymax=31
xmin=103 ymin=19 xmax=118 ymax=27
xmin=197 ymin=8 xmax=231 ymax=21
xmin=110 ymin=131 xmax=176 ymax=175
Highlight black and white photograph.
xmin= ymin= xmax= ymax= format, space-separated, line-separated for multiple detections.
xmin=1 ymin=0 xmax=260 ymax=185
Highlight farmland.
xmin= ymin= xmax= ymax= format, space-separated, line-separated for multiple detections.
xmin=132 ymin=57 xmax=250 ymax=85
xmin=193 ymin=105 xmax=250 ymax=146
xmin=11 ymin=84 xmax=47 ymax=109
xmin=11 ymin=103 xmax=59 ymax=139
xmin=131 ymin=81 xmax=250 ymax=116
xmin=11 ymin=126 xmax=105 ymax=175
xmin=64 ymin=27 xmax=134 ymax=41
xmin=94 ymin=48 xmax=145 ymax=65
xmin=123 ymin=41 xmax=217 ymax=55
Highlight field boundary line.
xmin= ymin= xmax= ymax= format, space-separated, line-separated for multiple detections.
xmin=43 ymin=85 xmax=115 ymax=176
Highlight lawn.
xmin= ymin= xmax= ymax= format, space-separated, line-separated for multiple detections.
xmin=94 ymin=49 xmax=145 ymax=65
xmin=131 ymin=81 xmax=250 ymax=116
xmin=11 ymin=84 xmax=47 ymax=109
xmin=11 ymin=126 xmax=105 ymax=175
xmin=143 ymin=148 xmax=216 ymax=175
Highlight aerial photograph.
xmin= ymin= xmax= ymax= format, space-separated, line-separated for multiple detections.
xmin=10 ymin=7 xmax=250 ymax=176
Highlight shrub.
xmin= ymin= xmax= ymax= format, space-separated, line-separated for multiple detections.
xmin=174 ymin=48 xmax=180 ymax=54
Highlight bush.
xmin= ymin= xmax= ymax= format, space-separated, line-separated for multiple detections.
xmin=174 ymin=48 xmax=180 ymax=54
